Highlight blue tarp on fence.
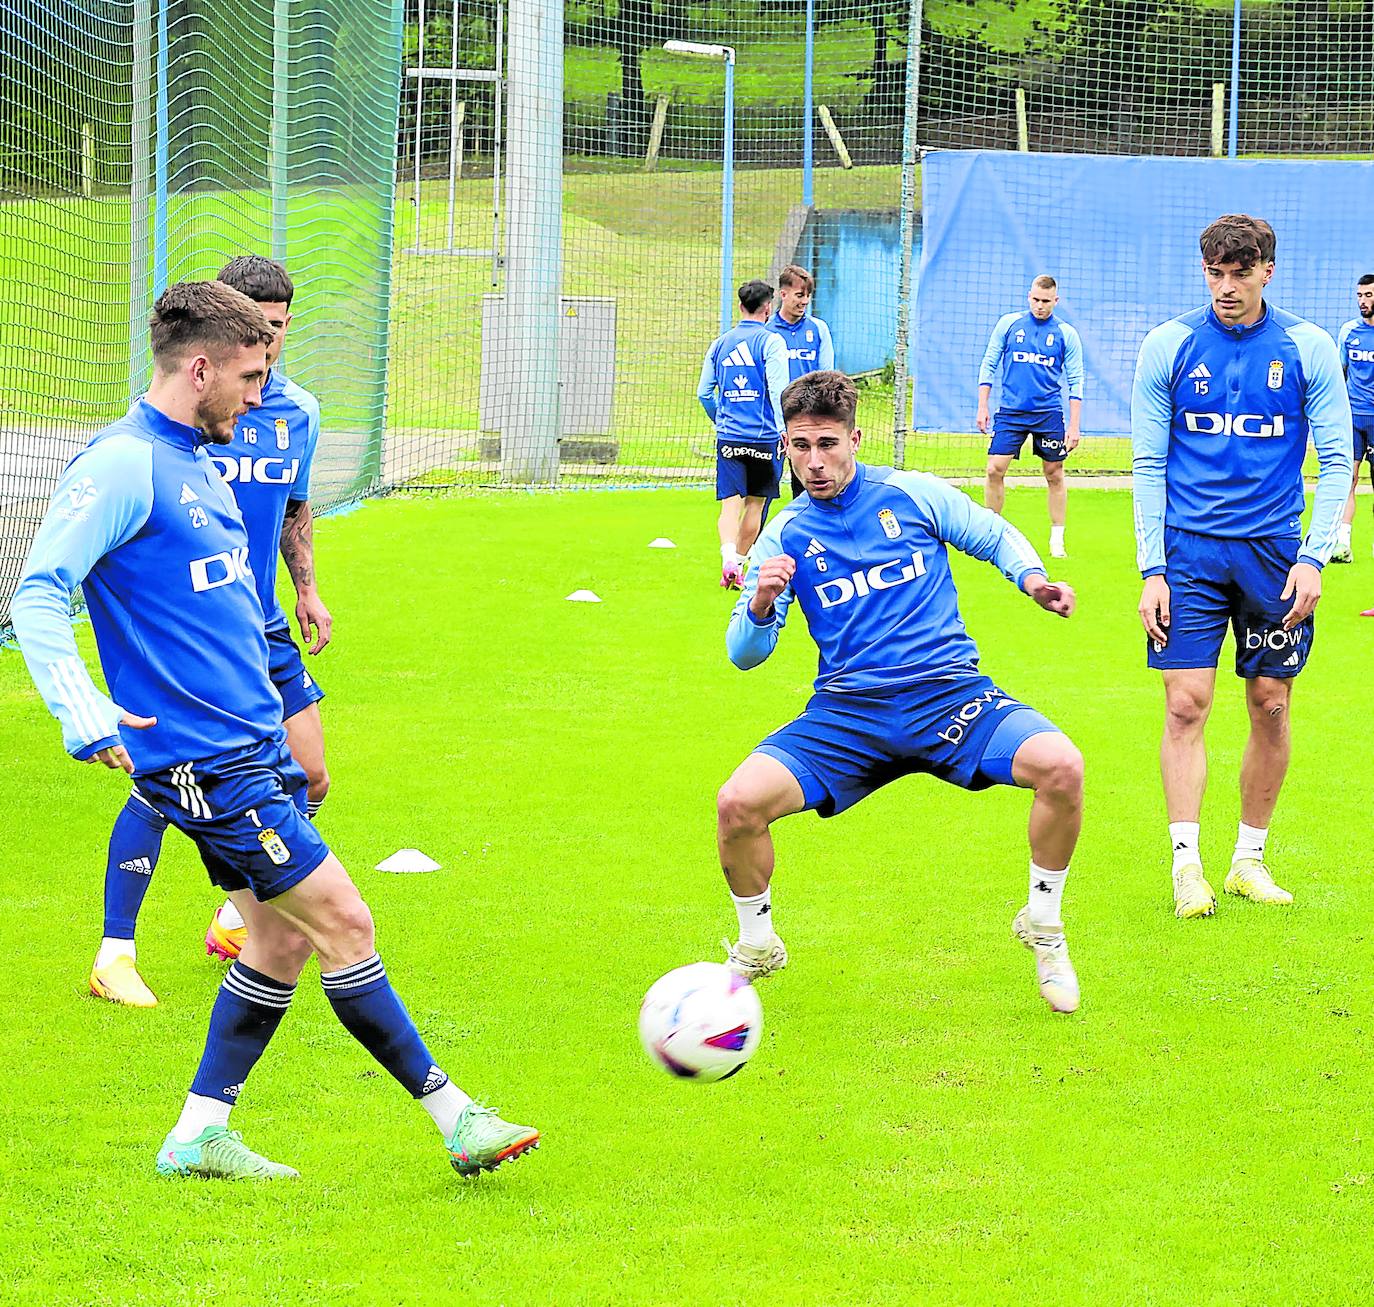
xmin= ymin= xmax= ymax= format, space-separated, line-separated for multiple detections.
xmin=914 ymin=150 xmax=1374 ymax=436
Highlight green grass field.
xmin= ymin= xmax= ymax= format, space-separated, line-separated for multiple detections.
xmin=3 ymin=486 xmax=1374 ymax=1304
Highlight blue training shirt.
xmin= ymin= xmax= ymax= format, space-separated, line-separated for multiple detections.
xmin=697 ymin=319 xmax=789 ymax=445
xmin=210 ymin=368 xmax=321 ymax=631
xmin=765 ymin=310 xmax=835 ymax=383
xmin=978 ymin=310 xmax=1085 ymax=415
xmin=1336 ymin=318 xmax=1374 ymax=418
xmin=1131 ymin=303 xmax=1353 ymax=577
xmin=726 ymin=464 xmax=1048 ymax=693
xmin=11 ymin=399 xmax=284 ymax=773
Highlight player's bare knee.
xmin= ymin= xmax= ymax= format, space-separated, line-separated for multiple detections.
xmin=1044 ymin=465 xmax=1065 ymax=486
xmin=1036 ymin=737 xmax=1084 ymax=802
xmin=717 ymin=781 xmax=766 ymax=837
xmin=985 ymin=464 xmax=1004 ymax=484
xmin=1164 ymin=691 xmax=1210 ymax=734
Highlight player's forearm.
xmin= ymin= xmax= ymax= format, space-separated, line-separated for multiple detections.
xmin=10 ymin=574 xmax=122 ymax=756
xmin=726 ymin=605 xmax=780 ymax=669
xmin=280 ymin=499 xmax=318 ymax=594
xmin=1302 ymin=438 xmax=1355 ymax=566
xmin=977 ymin=384 xmax=992 ymax=408
xmin=699 ymin=395 xmax=718 ymax=423
xmin=1067 ymin=398 xmax=1082 ymax=429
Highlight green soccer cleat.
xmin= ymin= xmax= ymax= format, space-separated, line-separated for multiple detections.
xmin=446 ymin=1103 xmax=540 ymax=1177
xmin=155 ymin=1126 xmax=299 ymax=1180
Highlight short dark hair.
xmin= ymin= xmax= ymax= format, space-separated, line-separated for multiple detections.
xmin=781 ymin=369 xmax=858 ymax=430
xmin=1032 ymin=274 xmax=1057 ymax=290
xmin=218 ymin=254 xmax=295 ymax=307
xmin=1359 ymin=274 xmax=1374 ymax=288
xmin=149 ymin=281 xmax=273 ymax=371
xmin=778 ymin=264 xmax=815 ymax=294
xmin=1200 ymin=214 xmax=1276 ymax=269
xmin=738 ymin=279 xmax=773 ymax=314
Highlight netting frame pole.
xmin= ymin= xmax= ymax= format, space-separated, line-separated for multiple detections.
xmin=721 ymin=50 xmax=735 ymax=334
xmin=501 ymin=0 xmax=563 ymax=484
xmin=153 ymin=0 xmax=168 ymax=295
xmin=129 ymin=0 xmax=152 ymax=399
xmin=892 ymin=0 xmax=922 ymax=468
xmin=802 ymin=0 xmax=814 ymax=208
xmin=271 ymin=0 xmax=289 ymax=259
xmin=1227 ymin=0 xmax=1241 ymax=158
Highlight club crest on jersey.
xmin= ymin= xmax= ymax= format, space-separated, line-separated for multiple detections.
xmin=806 ymin=330 xmax=814 ymax=342
xmin=1047 ymin=333 xmax=1054 ymax=345
xmin=275 ymin=418 xmax=290 ymax=450
xmin=258 ymin=828 xmax=291 ymax=866
xmin=877 ymin=508 xmax=902 ymax=540
xmin=1267 ymin=359 xmax=1284 ymax=390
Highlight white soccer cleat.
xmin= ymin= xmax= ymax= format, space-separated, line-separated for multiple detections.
xmin=1172 ymin=863 xmax=1216 ymax=919
xmin=1049 ymin=541 xmax=1068 ymax=559
xmin=1331 ymin=543 xmax=1354 ymax=564
xmin=1224 ymin=858 xmax=1294 ymax=906
xmin=723 ymin=934 xmax=788 ymax=981
xmin=1011 ymin=907 xmax=1079 ymax=1013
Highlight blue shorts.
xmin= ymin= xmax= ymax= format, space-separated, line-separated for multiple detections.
xmin=988 ymin=411 xmax=1068 ymax=462
xmin=755 ymin=676 xmax=1062 ymax=818
xmin=716 ymin=440 xmax=783 ymax=501
xmin=134 ymin=735 xmax=331 ymax=899
xmin=1354 ymin=417 xmax=1374 ymax=465
xmin=266 ymin=624 xmax=326 ymax=720
xmin=1147 ymin=527 xmax=1312 ymax=678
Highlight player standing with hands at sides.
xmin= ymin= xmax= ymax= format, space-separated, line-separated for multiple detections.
xmin=89 ymin=255 xmax=333 ymax=1007
xmin=1333 ymin=274 xmax=1374 ymax=565
xmin=698 ymin=279 xmax=790 ymax=589
xmin=1132 ymin=214 xmax=1352 ymax=920
xmin=716 ymin=370 xmax=1084 ymax=1015
xmin=12 ymin=282 xmax=538 ymax=1179
xmin=977 ymin=276 xmax=1084 ymax=559
xmin=766 ymin=264 xmax=834 ymax=499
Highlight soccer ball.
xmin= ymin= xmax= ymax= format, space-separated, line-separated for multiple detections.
xmin=639 ymin=961 xmax=763 ymax=1082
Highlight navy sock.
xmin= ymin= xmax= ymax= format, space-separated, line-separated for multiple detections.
xmin=189 ymin=962 xmax=296 ymax=1104
xmin=102 ymin=795 xmax=168 ymax=939
xmin=321 ymin=954 xmax=445 ymax=1098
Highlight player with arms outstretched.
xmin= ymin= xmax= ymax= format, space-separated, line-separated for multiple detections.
xmin=12 ymin=281 xmax=537 ymax=1179
xmin=91 ymin=256 xmax=333 ymax=1005
xmin=1132 ymin=214 xmax=1352 ymax=919
xmin=1333 ymin=273 xmax=1374 ymax=565
xmin=717 ymin=370 xmax=1084 ymax=1014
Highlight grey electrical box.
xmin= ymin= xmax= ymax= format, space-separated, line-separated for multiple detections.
xmin=479 ymin=295 xmax=617 ymax=437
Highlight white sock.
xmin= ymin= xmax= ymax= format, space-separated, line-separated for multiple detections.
xmin=420 ymin=1078 xmax=473 ymax=1139
xmin=1233 ymin=822 xmax=1268 ymax=864
xmin=95 ymin=937 xmax=135 ymax=968
xmin=217 ymin=899 xmax=245 ymax=931
xmin=1027 ymin=861 xmax=1067 ymax=931
xmin=1339 ymin=521 xmax=1353 ymax=547
xmin=1050 ymin=524 xmax=1065 ymax=547
xmin=730 ymin=888 xmax=774 ymax=948
xmin=721 ymin=542 xmax=739 ymax=565
xmin=1169 ymin=821 xmax=1201 ymax=874
xmin=172 ymin=1092 xmax=232 ymax=1144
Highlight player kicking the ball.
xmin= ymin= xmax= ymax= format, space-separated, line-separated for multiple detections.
xmin=716 ymin=370 xmax=1084 ymax=1014
xmin=13 ymin=281 xmax=537 ymax=1178
xmin=90 ymin=255 xmax=333 ymax=1006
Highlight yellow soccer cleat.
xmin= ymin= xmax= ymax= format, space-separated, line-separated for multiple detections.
xmin=90 ymin=955 xmax=158 ymax=1008
xmin=205 ymin=907 xmax=248 ymax=961
xmin=1224 ymin=858 xmax=1294 ymax=906
xmin=1172 ymin=864 xmax=1216 ymax=919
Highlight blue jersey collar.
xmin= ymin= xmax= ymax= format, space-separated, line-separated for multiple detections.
xmin=814 ymin=461 xmax=867 ymax=510
xmin=769 ymin=311 xmax=807 ymax=333
xmin=1207 ymin=303 xmax=1270 ymax=338
xmin=135 ymin=398 xmax=210 ymax=450
xmin=261 ymin=367 xmax=285 ymax=401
